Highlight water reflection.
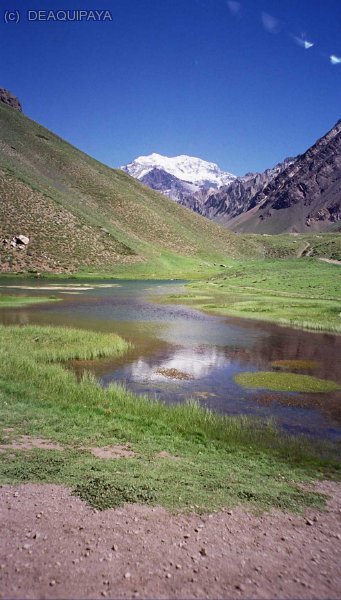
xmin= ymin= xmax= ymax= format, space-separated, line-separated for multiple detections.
xmin=0 ymin=278 xmax=340 ymax=440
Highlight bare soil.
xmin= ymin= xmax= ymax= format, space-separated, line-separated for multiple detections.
xmin=0 ymin=436 xmax=64 ymax=453
xmin=89 ymin=446 xmax=137 ymax=460
xmin=0 ymin=481 xmax=340 ymax=599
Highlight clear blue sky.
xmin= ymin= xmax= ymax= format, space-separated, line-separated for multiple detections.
xmin=1 ymin=0 xmax=340 ymax=175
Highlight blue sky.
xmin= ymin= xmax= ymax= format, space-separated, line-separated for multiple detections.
xmin=1 ymin=0 xmax=340 ymax=175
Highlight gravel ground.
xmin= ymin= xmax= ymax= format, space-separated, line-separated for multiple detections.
xmin=0 ymin=481 xmax=340 ymax=599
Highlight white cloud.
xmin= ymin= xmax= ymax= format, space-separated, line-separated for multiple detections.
xmin=227 ymin=1 xmax=241 ymax=16
xmin=330 ymin=55 xmax=341 ymax=65
xmin=261 ymin=12 xmax=281 ymax=34
xmin=294 ymin=36 xmax=314 ymax=49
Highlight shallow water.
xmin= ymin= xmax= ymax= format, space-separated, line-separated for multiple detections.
xmin=0 ymin=278 xmax=340 ymax=440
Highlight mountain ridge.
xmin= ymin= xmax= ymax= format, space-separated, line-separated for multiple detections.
xmin=232 ymin=119 xmax=341 ymax=233
xmin=0 ymin=98 xmax=265 ymax=275
xmin=123 ymin=120 xmax=341 ymax=234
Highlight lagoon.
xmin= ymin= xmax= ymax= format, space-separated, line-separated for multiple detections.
xmin=0 ymin=278 xmax=340 ymax=441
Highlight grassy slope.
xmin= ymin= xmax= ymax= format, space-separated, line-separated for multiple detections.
xmin=0 ymin=103 xmax=271 ymax=276
xmin=164 ymin=258 xmax=341 ymax=333
xmin=0 ymin=325 xmax=338 ymax=513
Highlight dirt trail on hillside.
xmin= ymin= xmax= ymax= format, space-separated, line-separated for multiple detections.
xmin=318 ymin=257 xmax=341 ymax=265
xmin=0 ymin=481 xmax=340 ymax=599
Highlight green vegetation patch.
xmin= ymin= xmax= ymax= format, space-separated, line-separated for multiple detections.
xmin=0 ymin=324 xmax=131 ymax=362
xmin=0 ymin=324 xmax=339 ymax=513
xmin=163 ymin=258 xmax=341 ymax=333
xmin=271 ymin=360 xmax=319 ymax=371
xmin=0 ymin=294 xmax=58 ymax=308
xmin=235 ymin=371 xmax=341 ymax=393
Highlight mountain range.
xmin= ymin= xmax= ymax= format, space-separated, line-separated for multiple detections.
xmin=122 ymin=120 xmax=341 ymax=234
xmin=0 ymin=89 xmax=268 ymax=276
xmin=0 ymin=87 xmax=339 ymax=278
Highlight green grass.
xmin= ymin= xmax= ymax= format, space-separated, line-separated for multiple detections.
xmin=0 ymin=325 xmax=339 ymax=513
xmin=163 ymin=258 xmax=341 ymax=333
xmin=0 ymin=294 xmax=58 ymax=308
xmin=2 ymin=102 xmax=340 ymax=280
xmin=234 ymin=372 xmax=341 ymax=393
xmin=0 ymin=102 xmax=273 ymax=276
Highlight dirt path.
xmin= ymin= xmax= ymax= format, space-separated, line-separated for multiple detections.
xmin=297 ymin=243 xmax=311 ymax=258
xmin=319 ymin=258 xmax=341 ymax=266
xmin=0 ymin=482 xmax=340 ymax=599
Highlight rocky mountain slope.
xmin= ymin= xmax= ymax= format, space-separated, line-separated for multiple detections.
xmin=0 ymin=91 xmax=265 ymax=275
xmin=180 ymin=158 xmax=295 ymax=222
xmin=124 ymin=121 xmax=341 ymax=234
xmin=231 ymin=120 xmax=341 ymax=233
xmin=0 ymin=88 xmax=22 ymax=112
xmin=121 ymin=151 xmax=295 ymax=224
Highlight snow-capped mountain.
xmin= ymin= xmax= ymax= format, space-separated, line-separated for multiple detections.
xmin=121 ymin=153 xmax=236 ymax=189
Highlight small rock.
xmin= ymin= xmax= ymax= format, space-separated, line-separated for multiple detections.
xmin=175 ymin=564 xmax=182 ymax=570
xmin=235 ymin=584 xmax=244 ymax=591
xmin=165 ymin=573 xmax=172 ymax=579
xmin=124 ymin=572 xmax=131 ymax=579
xmin=184 ymin=534 xmax=190 ymax=539
xmin=199 ymin=547 xmax=207 ymax=557
xmin=49 ymin=580 xmax=56 ymax=587
xmin=112 ymin=544 xmax=118 ymax=551
xmin=13 ymin=492 xmax=19 ymax=498
xmin=306 ymin=519 xmax=313 ymax=526
xmin=101 ymin=592 xmax=107 ymax=598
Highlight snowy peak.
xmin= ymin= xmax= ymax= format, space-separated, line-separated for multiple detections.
xmin=121 ymin=153 xmax=236 ymax=189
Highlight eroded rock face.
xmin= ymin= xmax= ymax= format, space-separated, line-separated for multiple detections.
xmin=244 ymin=120 xmax=341 ymax=231
xmin=197 ymin=158 xmax=295 ymax=224
xmin=0 ymin=88 xmax=22 ymax=112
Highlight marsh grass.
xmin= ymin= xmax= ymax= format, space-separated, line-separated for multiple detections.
xmin=163 ymin=258 xmax=341 ymax=333
xmin=0 ymin=325 xmax=339 ymax=512
xmin=0 ymin=295 xmax=58 ymax=308
xmin=234 ymin=372 xmax=341 ymax=393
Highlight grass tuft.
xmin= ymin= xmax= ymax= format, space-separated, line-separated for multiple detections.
xmin=0 ymin=324 xmax=339 ymax=513
xmin=234 ymin=371 xmax=341 ymax=393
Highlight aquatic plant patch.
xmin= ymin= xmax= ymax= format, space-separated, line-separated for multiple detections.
xmin=234 ymin=372 xmax=341 ymax=393
xmin=0 ymin=325 xmax=339 ymax=513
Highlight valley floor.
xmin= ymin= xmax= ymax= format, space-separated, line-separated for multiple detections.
xmin=163 ymin=258 xmax=341 ymax=333
xmin=0 ymin=283 xmax=340 ymax=599
xmin=1 ymin=480 xmax=340 ymax=599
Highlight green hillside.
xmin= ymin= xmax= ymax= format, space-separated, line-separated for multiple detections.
xmin=0 ymin=103 xmax=272 ymax=277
